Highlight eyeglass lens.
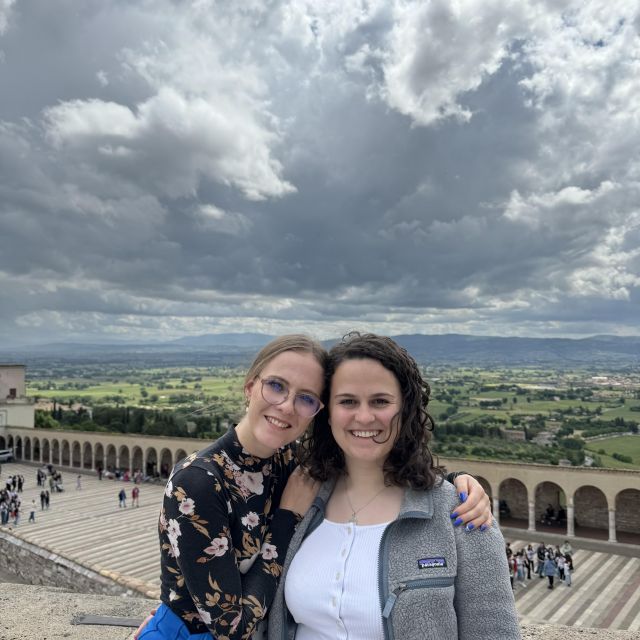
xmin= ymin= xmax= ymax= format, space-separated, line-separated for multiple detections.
xmin=260 ymin=378 xmax=321 ymax=417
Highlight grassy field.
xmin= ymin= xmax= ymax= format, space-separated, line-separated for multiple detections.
xmin=28 ymin=371 xmax=244 ymax=408
xmin=584 ymin=435 xmax=640 ymax=470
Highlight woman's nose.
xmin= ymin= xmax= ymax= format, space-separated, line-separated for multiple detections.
xmin=355 ymin=405 xmax=375 ymax=424
xmin=277 ymin=394 xmax=296 ymax=415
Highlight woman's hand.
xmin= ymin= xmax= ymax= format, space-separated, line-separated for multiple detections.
xmin=280 ymin=466 xmax=321 ymax=518
xmin=133 ymin=609 xmax=156 ymax=639
xmin=451 ymin=474 xmax=493 ymax=531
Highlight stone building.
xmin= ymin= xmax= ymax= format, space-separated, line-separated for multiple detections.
xmin=0 ymin=364 xmax=35 ymax=429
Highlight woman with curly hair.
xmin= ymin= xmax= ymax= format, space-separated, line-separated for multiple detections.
xmin=269 ymin=333 xmax=520 ymax=640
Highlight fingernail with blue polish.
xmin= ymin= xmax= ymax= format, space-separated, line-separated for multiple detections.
xmin=480 ymin=524 xmax=487 ymax=532
xmin=453 ymin=517 xmax=463 ymax=527
xmin=466 ymin=523 xmax=475 ymax=531
xmin=459 ymin=492 xmax=467 ymax=503
xmin=450 ymin=512 xmax=459 ymax=519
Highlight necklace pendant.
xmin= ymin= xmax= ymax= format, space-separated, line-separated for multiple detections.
xmin=349 ymin=513 xmax=358 ymax=525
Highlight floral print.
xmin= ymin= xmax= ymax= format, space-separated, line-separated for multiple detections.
xmin=158 ymin=427 xmax=298 ymax=640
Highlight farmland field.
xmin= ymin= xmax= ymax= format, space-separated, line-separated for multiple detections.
xmin=584 ymin=435 xmax=640 ymax=470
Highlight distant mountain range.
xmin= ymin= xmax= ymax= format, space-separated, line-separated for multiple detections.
xmin=1 ymin=333 xmax=639 ymax=369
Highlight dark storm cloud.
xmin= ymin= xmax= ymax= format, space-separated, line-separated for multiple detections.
xmin=0 ymin=0 xmax=638 ymax=344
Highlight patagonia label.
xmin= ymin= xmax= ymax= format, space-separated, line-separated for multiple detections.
xmin=418 ymin=557 xmax=447 ymax=569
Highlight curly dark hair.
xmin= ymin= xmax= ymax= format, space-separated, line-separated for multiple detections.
xmin=299 ymin=332 xmax=444 ymax=490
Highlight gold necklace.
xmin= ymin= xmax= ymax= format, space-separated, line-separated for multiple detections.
xmin=344 ymin=481 xmax=388 ymax=524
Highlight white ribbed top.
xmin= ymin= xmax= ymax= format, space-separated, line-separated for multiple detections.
xmin=284 ymin=518 xmax=389 ymax=640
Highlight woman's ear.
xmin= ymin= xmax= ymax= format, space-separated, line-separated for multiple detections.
xmin=244 ymin=380 xmax=255 ymax=405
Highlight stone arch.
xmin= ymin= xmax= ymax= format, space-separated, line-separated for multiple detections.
xmin=61 ymin=440 xmax=70 ymax=466
xmin=498 ymin=477 xmax=528 ymax=527
xmin=145 ymin=447 xmax=158 ymax=477
xmin=94 ymin=443 xmax=104 ymax=470
xmin=15 ymin=436 xmax=22 ymax=459
xmin=160 ymin=448 xmax=173 ymax=478
xmin=42 ymin=439 xmax=50 ymax=463
xmin=574 ymin=484 xmax=609 ymax=539
xmin=106 ymin=444 xmax=117 ymax=470
xmin=52 ymin=439 xmax=60 ymax=465
xmin=175 ymin=449 xmax=187 ymax=466
xmin=24 ymin=437 xmax=31 ymax=460
xmin=82 ymin=442 xmax=93 ymax=469
xmin=132 ymin=446 xmax=143 ymax=473
xmin=33 ymin=437 xmax=40 ymax=462
xmin=535 ymin=480 xmax=566 ymax=531
xmin=119 ymin=445 xmax=130 ymax=472
xmin=615 ymin=488 xmax=640 ymax=541
xmin=72 ymin=441 xmax=81 ymax=468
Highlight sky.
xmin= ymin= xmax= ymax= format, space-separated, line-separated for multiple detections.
xmin=0 ymin=0 xmax=639 ymax=346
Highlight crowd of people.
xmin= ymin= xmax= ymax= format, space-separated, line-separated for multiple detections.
xmin=1 ymin=473 xmax=25 ymax=525
xmin=507 ymin=539 xmax=574 ymax=590
xmin=37 ymin=465 xmax=64 ymax=492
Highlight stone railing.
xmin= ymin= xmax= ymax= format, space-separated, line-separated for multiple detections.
xmin=1 ymin=583 xmax=638 ymax=640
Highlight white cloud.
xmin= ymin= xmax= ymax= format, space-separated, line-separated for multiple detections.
xmin=0 ymin=0 xmax=15 ymax=35
xmin=0 ymin=0 xmax=639 ymax=343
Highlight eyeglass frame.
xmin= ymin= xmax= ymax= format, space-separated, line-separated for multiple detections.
xmin=256 ymin=376 xmax=325 ymax=418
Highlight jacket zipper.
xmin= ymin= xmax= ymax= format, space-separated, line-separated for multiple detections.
xmin=381 ymin=577 xmax=456 ymax=619
xmin=377 ymin=521 xmax=395 ymax=640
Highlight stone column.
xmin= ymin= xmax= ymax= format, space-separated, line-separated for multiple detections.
xmin=115 ymin=454 xmax=120 ymax=471
xmin=608 ymin=509 xmax=617 ymax=543
xmin=566 ymin=504 xmax=575 ymax=537
xmin=493 ymin=497 xmax=500 ymax=526
xmin=528 ymin=501 xmax=536 ymax=532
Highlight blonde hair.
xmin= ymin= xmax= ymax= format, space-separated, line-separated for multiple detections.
xmin=244 ymin=334 xmax=328 ymax=387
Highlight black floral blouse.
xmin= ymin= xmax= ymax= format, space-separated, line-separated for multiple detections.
xmin=159 ymin=427 xmax=299 ymax=639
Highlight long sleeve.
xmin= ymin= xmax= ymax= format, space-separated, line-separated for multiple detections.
xmin=453 ymin=515 xmax=521 ymax=639
xmin=160 ymin=465 xmax=298 ymax=640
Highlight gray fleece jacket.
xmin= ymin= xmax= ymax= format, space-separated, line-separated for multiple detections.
xmin=268 ymin=477 xmax=521 ymax=640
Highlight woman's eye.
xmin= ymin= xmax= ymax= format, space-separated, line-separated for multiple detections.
xmin=267 ymin=380 xmax=285 ymax=393
xmin=372 ymin=398 xmax=390 ymax=407
xmin=339 ymin=399 xmax=356 ymax=406
xmin=297 ymin=394 xmax=316 ymax=407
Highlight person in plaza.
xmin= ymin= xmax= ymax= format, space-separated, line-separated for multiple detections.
xmin=556 ymin=552 xmax=565 ymax=581
xmin=564 ymin=556 xmax=572 ymax=587
xmin=118 ymin=487 xmax=127 ymax=508
xmin=76 ymin=474 xmax=82 ymax=490
xmin=536 ymin=541 xmax=546 ymax=577
xmin=28 ymin=499 xmax=36 ymax=523
xmin=40 ymin=489 xmax=46 ymax=510
xmin=269 ymin=333 xmax=519 ymax=639
xmin=515 ymin=550 xmax=527 ymax=588
xmin=131 ymin=485 xmax=140 ymax=507
xmin=136 ymin=334 xmax=493 ymax=640
xmin=543 ymin=552 xmax=557 ymax=589
xmin=525 ymin=543 xmax=535 ymax=579
xmin=44 ymin=489 xmax=50 ymax=509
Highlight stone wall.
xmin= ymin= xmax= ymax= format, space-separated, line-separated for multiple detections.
xmin=0 ymin=530 xmax=133 ymax=596
xmin=615 ymin=490 xmax=640 ymax=533
xmin=500 ymin=478 xmax=529 ymax=519
xmin=574 ymin=485 xmax=609 ymax=529
xmin=1 ymin=583 xmax=639 ymax=640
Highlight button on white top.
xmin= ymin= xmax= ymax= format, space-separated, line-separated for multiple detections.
xmin=285 ymin=518 xmax=389 ymax=640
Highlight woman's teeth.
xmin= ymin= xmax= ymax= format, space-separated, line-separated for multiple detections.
xmin=351 ymin=430 xmax=380 ymax=438
xmin=266 ymin=416 xmax=290 ymax=429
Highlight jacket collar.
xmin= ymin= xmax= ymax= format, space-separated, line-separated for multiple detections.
xmin=313 ymin=476 xmax=438 ymax=520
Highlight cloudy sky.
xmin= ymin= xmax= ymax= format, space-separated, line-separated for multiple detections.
xmin=1 ymin=0 xmax=639 ymax=345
